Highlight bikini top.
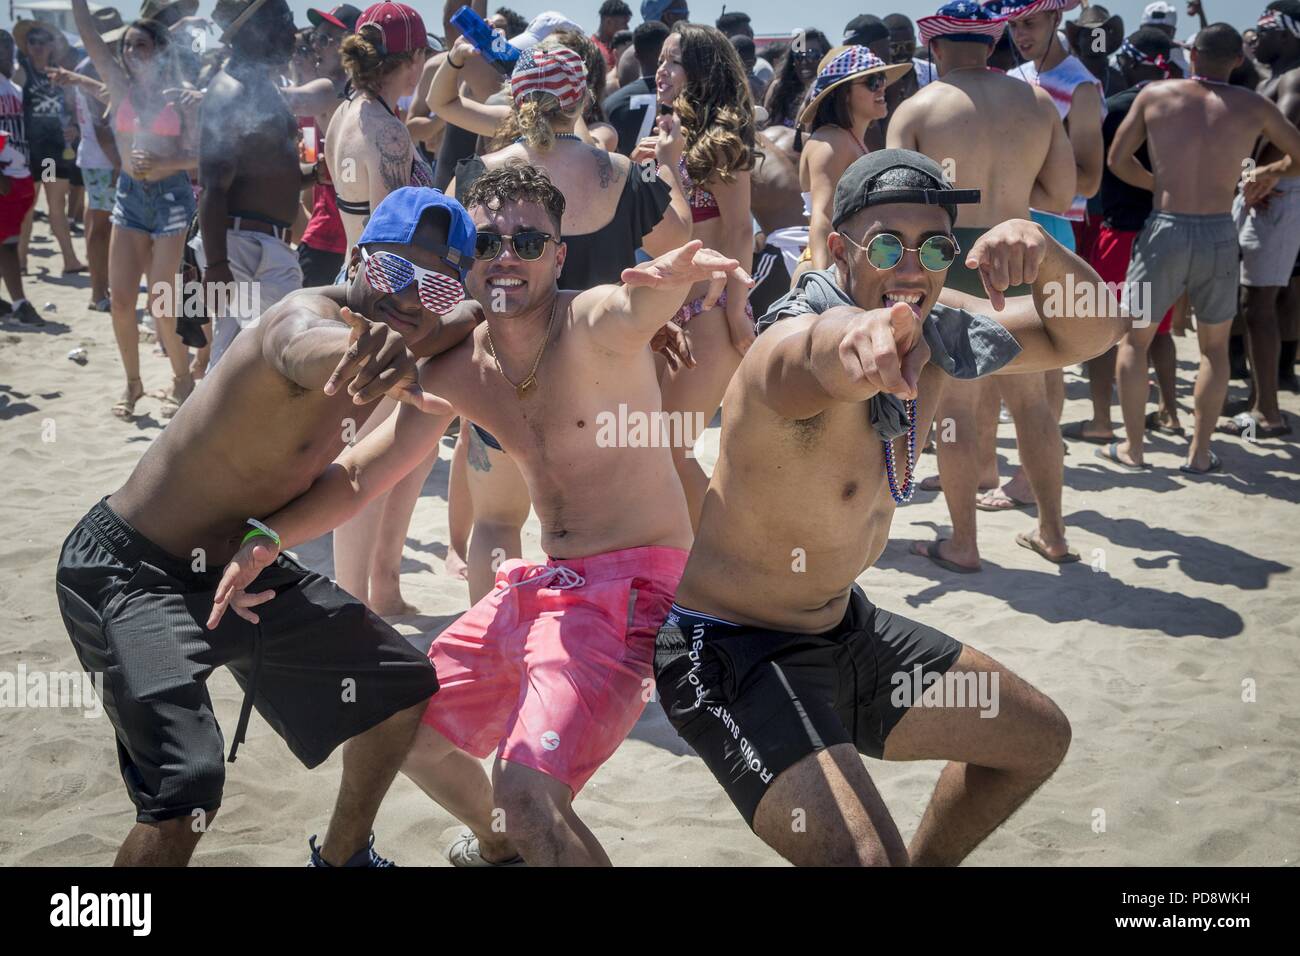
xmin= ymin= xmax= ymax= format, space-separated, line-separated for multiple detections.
xmin=335 ymin=91 xmax=434 ymax=217
xmin=114 ymin=97 xmax=181 ymax=137
xmin=678 ymin=156 xmax=719 ymax=223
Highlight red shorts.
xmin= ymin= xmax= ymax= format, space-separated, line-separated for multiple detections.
xmin=422 ymin=546 xmax=688 ymax=794
xmin=0 ymin=175 xmax=36 ymax=243
xmin=1093 ymin=224 xmax=1175 ymax=335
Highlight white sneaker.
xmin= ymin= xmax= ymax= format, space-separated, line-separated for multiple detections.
xmin=446 ymin=832 xmax=526 ymax=867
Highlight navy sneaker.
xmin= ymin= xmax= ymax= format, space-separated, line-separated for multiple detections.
xmin=307 ymin=833 xmax=396 ymax=867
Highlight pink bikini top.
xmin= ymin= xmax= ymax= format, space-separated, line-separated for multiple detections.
xmin=115 ymin=98 xmax=182 ymax=137
xmin=678 ymin=156 xmax=719 ymax=223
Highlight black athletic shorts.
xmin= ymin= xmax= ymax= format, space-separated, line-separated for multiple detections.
xmin=298 ymin=243 xmax=345 ymax=289
xmin=654 ymin=586 xmax=963 ymax=828
xmin=54 ymin=498 xmax=439 ymax=823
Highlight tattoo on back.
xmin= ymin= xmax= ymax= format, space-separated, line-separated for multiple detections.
xmin=377 ymin=120 xmax=412 ymax=194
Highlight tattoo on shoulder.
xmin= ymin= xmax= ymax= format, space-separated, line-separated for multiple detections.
xmin=377 ymin=119 xmax=412 ymax=194
xmin=595 ymin=146 xmax=613 ymax=189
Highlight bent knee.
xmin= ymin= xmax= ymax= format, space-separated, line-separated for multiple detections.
xmin=1024 ymin=697 xmax=1071 ymax=778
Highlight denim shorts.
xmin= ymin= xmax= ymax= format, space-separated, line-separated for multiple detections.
xmin=111 ymin=171 xmax=195 ymax=237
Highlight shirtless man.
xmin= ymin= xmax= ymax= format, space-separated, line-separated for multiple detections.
xmin=1223 ymin=3 xmax=1300 ymax=440
xmin=654 ymin=149 xmax=1126 ymax=866
xmin=199 ymin=0 xmax=309 ymax=368
xmin=1109 ymin=22 xmax=1300 ymax=474
xmin=889 ymin=2 xmax=1076 ymax=571
xmin=55 ymin=188 xmax=478 ymax=866
xmin=995 ymin=0 xmax=1105 ymax=518
xmin=209 ymin=165 xmax=748 ymax=867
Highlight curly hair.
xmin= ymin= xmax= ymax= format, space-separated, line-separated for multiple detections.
xmin=670 ymin=22 xmax=756 ymax=187
xmin=340 ymin=22 xmax=420 ymax=96
xmin=763 ymin=28 xmax=829 ymax=129
xmin=464 ymin=163 xmax=567 ymax=233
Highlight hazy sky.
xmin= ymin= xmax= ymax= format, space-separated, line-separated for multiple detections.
xmin=11 ymin=0 xmax=1261 ymax=38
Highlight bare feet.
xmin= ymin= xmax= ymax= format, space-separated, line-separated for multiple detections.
xmin=112 ymin=378 xmax=144 ymax=419
xmin=444 ymin=548 xmax=469 ymax=581
xmin=374 ymin=597 xmax=420 ymax=620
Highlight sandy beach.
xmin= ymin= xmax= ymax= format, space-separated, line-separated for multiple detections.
xmin=1 ymin=216 xmax=1297 ymax=867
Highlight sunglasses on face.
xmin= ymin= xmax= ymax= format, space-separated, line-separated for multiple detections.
xmin=843 ymin=232 xmax=961 ymax=272
xmin=794 ymin=48 xmax=827 ymax=63
xmin=855 ymin=74 xmax=887 ymax=92
xmin=361 ymin=247 xmax=466 ymax=314
xmin=473 ymin=229 xmax=557 ymax=262
xmin=27 ymin=35 xmax=52 ymax=47
xmin=312 ymin=31 xmax=340 ymax=49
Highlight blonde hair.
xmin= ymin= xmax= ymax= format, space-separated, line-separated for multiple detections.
xmin=497 ymin=38 xmax=586 ymax=151
xmin=340 ymin=22 xmax=418 ymax=97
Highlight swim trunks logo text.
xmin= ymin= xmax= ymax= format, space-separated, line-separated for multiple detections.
xmin=594 ymin=404 xmax=708 ymax=457
xmin=49 ymin=886 xmax=151 ymax=936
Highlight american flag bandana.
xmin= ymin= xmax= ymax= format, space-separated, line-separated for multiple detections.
xmin=919 ymin=2 xmax=1008 ymax=45
xmin=984 ymin=0 xmax=1081 ymax=19
xmin=809 ymin=46 xmax=891 ymax=103
xmin=510 ymin=46 xmax=587 ymax=111
xmin=362 ymin=248 xmax=466 ymax=315
xmin=1259 ymin=10 xmax=1300 ymax=37
xmin=1117 ymin=38 xmax=1172 ymax=77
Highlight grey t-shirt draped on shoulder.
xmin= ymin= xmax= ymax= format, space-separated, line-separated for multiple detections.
xmin=755 ymin=268 xmax=1024 ymax=441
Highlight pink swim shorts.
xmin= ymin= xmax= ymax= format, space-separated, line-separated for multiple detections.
xmin=422 ymin=546 xmax=688 ymax=794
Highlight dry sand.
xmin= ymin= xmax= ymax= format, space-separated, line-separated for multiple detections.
xmin=1 ymin=216 xmax=1298 ymax=866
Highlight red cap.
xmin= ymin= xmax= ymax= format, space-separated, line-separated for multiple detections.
xmin=356 ymin=2 xmax=428 ymax=55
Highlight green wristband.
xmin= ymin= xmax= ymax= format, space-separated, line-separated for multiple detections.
xmin=242 ymin=518 xmax=281 ymax=550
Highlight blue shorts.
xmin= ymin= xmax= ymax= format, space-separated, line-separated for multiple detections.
xmin=111 ymin=171 xmax=195 ymax=237
xmin=1031 ymin=209 xmax=1077 ymax=253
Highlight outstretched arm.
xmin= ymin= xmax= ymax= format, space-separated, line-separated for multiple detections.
xmin=71 ymin=0 xmax=129 ymax=95
xmin=941 ymin=219 xmax=1128 ymax=373
xmin=206 ymin=391 xmax=456 ymax=627
xmin=748 ymin=302 xmax=928 ymax=421
xmin=577 ymin=239 xmax=751 ymax=355
xmin=427 ymin=38 xmax=508 ymax=138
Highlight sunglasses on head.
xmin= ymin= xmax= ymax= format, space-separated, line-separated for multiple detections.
xmin=843 ymin=232 xmax=960 ymax=272
xmin=361 ymin=247 xmax=466 ymax=314
xmin=473 ymin=229 xmax=557 ymax=262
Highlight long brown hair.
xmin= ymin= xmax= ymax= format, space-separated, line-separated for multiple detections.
xmin=670 ymin=22 xmax=755 ymax=186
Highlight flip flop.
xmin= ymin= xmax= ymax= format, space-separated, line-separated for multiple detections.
xmin=1216 ymin=412 xmax=1291 ymax=439
xmin=1179 ymin=451 xmax=1223 ymax=476
xmin=910 ymin=539 xmax=980 ymax=574
xmin=1094 ymin=441 xmax=1151 ymax=473
xmin=975 ymin=487 xmax=1035 ymax=511
xmin=1145 ymin=410 xmax=1185 ymax=437
xmin=1062 ymin=421 xmax=1114 ymax=445
xmin=1015 ymin=532 xmax=1081 ymax=565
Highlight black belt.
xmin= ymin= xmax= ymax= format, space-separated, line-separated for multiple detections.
xmin=227 ymin=215 xmax=292 ymax=241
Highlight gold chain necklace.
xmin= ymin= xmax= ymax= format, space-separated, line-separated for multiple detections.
xmin=485 ymin=297 xmax=558 ymax=400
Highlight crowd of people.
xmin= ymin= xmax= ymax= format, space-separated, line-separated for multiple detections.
xmin=21 ymin=0 xmax=1298 ymax=866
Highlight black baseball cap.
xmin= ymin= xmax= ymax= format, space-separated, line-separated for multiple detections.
xmin=833 ymin=149 xmax=981 ymax=229
xmin=308 ymin=3 xmax=362 ymax=32
xmin=844 ymin=14 xmax=890 ymax=47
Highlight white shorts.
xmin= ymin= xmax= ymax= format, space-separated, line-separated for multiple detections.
xmin=193 ymin=229 xmax=303 ymax=368
xmin=1234 ymin=178 xmax=1300 ymax=289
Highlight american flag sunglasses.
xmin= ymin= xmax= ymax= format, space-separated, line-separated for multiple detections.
xmin=361 ymin=247 xmax=466 ymax=315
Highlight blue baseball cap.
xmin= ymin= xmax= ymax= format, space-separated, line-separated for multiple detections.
xmin=641 ymin=0 xmax=686 ymax=23
xmin=358 ymin=187 xmax=477 ymax=281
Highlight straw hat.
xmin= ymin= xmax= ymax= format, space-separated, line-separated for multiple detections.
xmin=796 ymin=45 xmax=911 ymax=130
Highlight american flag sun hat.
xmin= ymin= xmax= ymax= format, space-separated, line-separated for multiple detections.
xmin=796 ymin=45 xmax=913 ymax=130
xmin=918 ymin=1 xmax=1008 ymax=46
